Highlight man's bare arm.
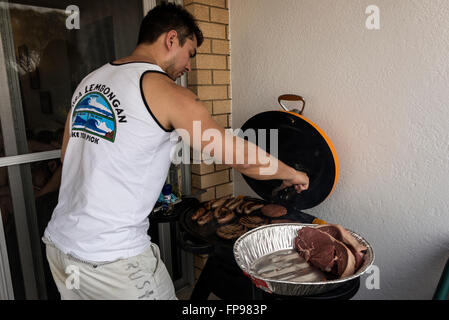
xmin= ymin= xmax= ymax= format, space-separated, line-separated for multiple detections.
xmin=142 ymin=74 xmax=309 ymax=191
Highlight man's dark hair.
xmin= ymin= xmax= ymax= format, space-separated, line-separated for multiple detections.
xmin=138 ymin=2 xmax=203 ymax=47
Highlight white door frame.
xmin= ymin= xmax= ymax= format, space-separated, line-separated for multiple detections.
xmin=0 ymin=3 xmax=44 ymax=300
xmin=0 ymin=208 xmax=14 ymax=300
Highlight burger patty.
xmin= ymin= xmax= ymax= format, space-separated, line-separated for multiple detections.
xmin=261 ymin=204 xmax=287 ymax=217
xmin=239 ymin=215 xmax=268 ymax=229
xmin=216 ymin=223 xmax=247 ymax=240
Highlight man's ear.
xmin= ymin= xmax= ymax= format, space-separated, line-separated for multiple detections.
xmin=166 ymin=30 xmax=178 ymax=49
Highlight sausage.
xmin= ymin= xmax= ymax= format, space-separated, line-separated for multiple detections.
xmin=243 ymin=203 xmax=264 ymax=215
xmin=228 ymin=198 xmax=244 ymax=211
xmin=224 ymin=197 xmax=239 ymax=208
xmin=214 ymin=207 xmax=235 ymax=224
xmin=235 ymin=200 xmax=247 ymax=215
xmin=203 ymin=200 xmax=214 ymax=210
xmin=197 ymin=211 xmax=213 ymax=225
xmin=211 ymin=197 xmax=228 ymax=209
xmin=239 ymin=201 xmax=252 ymax=214
xmin=239 ymin=201 xmax=256 ymax=214
xmin=192 ymin=207 xmax=206 ymax=221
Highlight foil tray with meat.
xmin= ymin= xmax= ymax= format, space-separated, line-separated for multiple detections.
xmin=233 ymin=223 xmax=374 ymax=296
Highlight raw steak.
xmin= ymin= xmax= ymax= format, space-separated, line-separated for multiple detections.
xmin=294 ymin=227 xmax=356 ymax=278
xmin=316 ymin=224 xmax=367 ymax=270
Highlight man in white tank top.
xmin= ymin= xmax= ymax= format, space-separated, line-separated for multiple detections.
xmin=43 ymin=3 xmax=309 ymax=300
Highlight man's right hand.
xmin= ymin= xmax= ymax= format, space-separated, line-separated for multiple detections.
xmin=281 ymin=170 xmax=309 ymax=193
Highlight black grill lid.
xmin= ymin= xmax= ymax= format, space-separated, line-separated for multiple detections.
xmin=239 ymin=110 xmax=338 ymax=210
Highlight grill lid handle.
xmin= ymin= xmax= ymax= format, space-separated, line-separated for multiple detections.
xmin=278 ymin=94 xmax=306 ymax=115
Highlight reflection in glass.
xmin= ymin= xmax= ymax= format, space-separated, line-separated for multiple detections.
xmin=10 ymin=4 xmax=70 ymax=154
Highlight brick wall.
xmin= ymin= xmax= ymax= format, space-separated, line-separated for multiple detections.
xmin=184 ymin=0 xmax=232 ymax=284
xmin=185 ymin=0 xmax=233 ymax=203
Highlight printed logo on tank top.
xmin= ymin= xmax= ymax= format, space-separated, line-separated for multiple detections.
xmin=70 ymin=84 xmax=127 ymax=144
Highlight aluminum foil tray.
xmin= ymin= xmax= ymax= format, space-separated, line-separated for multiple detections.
xmin=233 ymin=223 xmax=374 ymax=296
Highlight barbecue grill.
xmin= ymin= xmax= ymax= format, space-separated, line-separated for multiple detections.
xmin=177 ymin=95 xmax=366 ymax=300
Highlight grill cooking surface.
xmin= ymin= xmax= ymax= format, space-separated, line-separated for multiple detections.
xmin=179 ymin=197 xmax=316 ymax=245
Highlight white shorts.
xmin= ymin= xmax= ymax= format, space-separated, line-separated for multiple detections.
xmin=43 ymin=238 xmax=177 ymax=300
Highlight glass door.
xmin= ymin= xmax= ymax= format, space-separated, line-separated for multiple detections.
xmin=0 ymin=0 xmax=143 ymax=299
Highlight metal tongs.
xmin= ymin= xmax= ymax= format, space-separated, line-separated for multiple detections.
xmin=271 ymin=185 xmax=297 ymax=203
xmin=271 ymin=160 xmax=309 ymax=204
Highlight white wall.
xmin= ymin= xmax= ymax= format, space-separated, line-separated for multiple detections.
xmin=229 ymin=0 xmax=449 ymax=299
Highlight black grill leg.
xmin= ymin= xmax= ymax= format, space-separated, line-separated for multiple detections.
xmin=251 ymin=284 xmax=265 ymax=300
xmin=189 ymin=258 xmax=213 ymax=300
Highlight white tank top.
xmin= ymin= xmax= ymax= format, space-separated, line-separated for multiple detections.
xmin=45 ymin=62 xmax=177 ymax=262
